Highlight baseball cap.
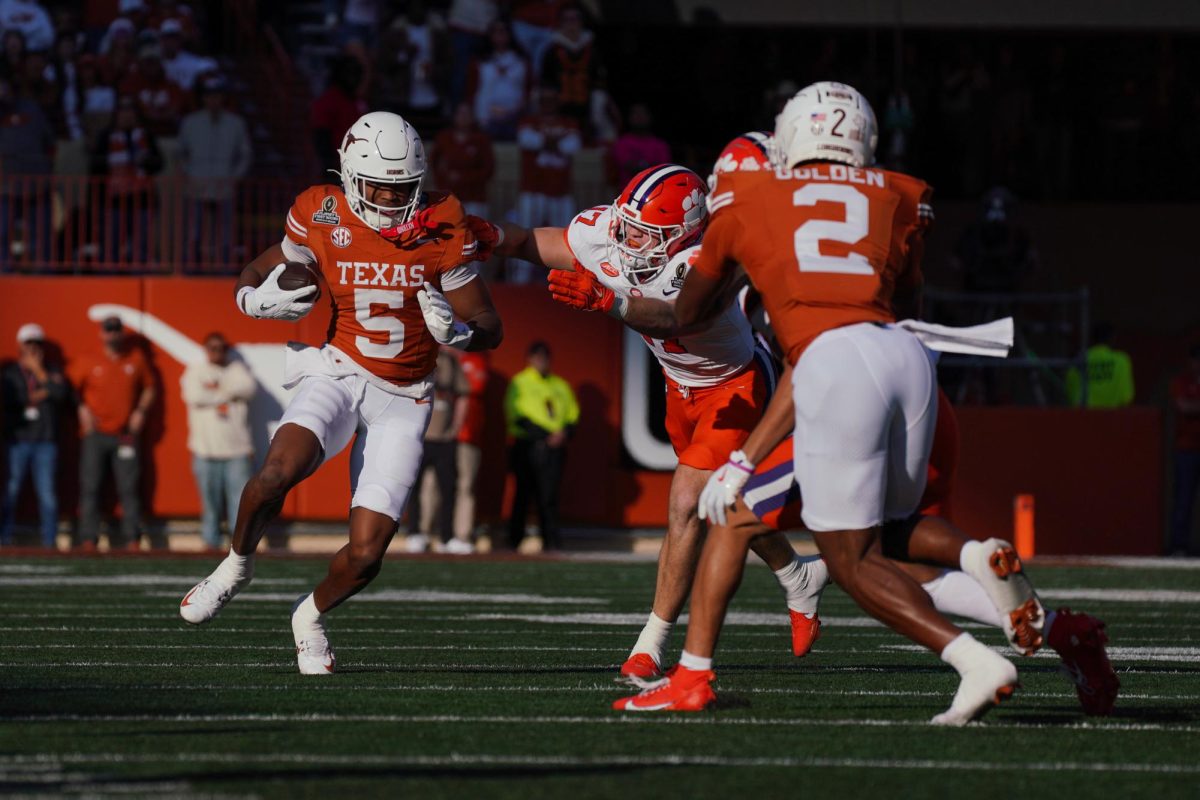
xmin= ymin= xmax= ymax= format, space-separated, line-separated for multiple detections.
xmin=16 ymin=323 xmax=45 ymax=343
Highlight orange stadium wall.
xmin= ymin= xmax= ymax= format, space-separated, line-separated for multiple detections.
xmin=0 ymin=278 xmax=1162 ymax=554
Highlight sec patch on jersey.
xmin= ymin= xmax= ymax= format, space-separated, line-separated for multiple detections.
xmin=277 ymin=261 xmax=323 ymax=302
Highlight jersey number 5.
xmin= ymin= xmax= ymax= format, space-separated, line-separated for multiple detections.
xmin=355 ymin=288 xmax=405 ymax=358
xmin=792 ymin=184 xmax=874 ymax=275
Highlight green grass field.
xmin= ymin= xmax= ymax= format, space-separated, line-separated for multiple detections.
xmin=2 ymin=553 xmax=1199 ymax=799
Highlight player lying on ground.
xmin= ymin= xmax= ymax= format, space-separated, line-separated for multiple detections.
xmin=179 ymin=111 xmax=503 ymax=675
xmin=470 ymin=166 xmax=823 ymax=682
xmin=602 ymin=81 xmax=1037 ymax=724
xmin=615 ymin=363 xmax=1119 ymax=715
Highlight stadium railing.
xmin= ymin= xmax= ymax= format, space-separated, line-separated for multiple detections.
xmin=0 ymin=174 xmax=308 ymax=275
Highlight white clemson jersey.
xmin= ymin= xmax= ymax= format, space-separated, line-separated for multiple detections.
xmin=565 ymin=205 xmax=755 ymax=388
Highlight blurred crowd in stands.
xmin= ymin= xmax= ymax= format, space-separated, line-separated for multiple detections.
xmin=0 ymin=0 xmax=1195 ymax=277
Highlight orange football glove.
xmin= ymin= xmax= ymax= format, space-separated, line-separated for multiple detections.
xmin=464 ymin=214 xmax=503 ymax=261
xmin=548 ymin=268 xmax=615 ymax=313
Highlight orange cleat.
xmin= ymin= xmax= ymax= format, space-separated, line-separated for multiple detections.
xmin=789 ymin=610 xmax=821 ymax=657
xmin=1048 ymin=608 xmax=1119 ymax=716
xmin=618 ymin=652 xmax=662 ymax=684
xmin=613 ymin=666 xmax=716 ymax=712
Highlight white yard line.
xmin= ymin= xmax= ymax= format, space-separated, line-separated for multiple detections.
xmin=2 ymin=713 xmax=1198 ymax=735
xmin=21 ymin=683 xmax=1200 ymax=702
xmin=0 ymin=751 xmax=1197 ymax=775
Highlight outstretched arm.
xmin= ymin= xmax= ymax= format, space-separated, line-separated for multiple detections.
xmin=469 ymin=215 xmax=577 ymax=271
xmin=553 ymin=275 xmax=711 ymax=337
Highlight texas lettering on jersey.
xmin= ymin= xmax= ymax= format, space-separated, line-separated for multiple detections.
xmin=283 ymin=186 xmax=477 ymax=384
xmin=697 ymin=162 xmax=932 ymax=366
xmin=564 ymin=205 xmax=754 ymax=388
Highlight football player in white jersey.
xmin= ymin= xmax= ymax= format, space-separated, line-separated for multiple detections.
xmin=472 ymin=164 xmax=826 ymax=682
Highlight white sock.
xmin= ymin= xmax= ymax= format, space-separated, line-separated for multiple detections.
xmin=678 ymin=649 xmax=713 ymax=671
xmin=958 ymin=539 xmax=984 ymax=573
xmin=292 ymin=593 xmax=324 ymax=641
xmin=773 ymin=555 xmax=822 ymax=616
xmin=939 ymin=632 xmax=994 ymax=677
xmin=630 ymin=612 xmax=673 ymax=664
xmin=214 ymin=551 xmax=253 ymax=585
xmin=922 ymin=571 xmax=1004 ymax=628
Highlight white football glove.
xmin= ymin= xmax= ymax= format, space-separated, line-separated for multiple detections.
xmin=697 ymin=450 xmax=756 ymax=527
xmin=237 ymin=264 xmax=317 ymax=321
xmin=417 ymin=282 xmax=473 ymax=349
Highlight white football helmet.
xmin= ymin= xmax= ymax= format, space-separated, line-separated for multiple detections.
xmin=338 ymin=111 xmax=426 ymax=230
xmin=772 ymin=81 xmax=878 ymax=169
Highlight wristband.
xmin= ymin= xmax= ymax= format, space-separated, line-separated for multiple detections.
xmin=236 ymin=286 xmax=254 ymax=316
xmin=728 ymin=449 xmax=756 ymax=473
xmin=606 ymin=293 xmax=629 ymax=320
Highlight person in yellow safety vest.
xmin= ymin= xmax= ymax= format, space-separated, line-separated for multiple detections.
xmin=505 ymin=340 xmax=580 ymax=550
xmin=1066 ymin=322 xmax=1134 ymax=408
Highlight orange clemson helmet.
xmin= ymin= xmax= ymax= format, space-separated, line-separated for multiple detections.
xmin=609 ymin=164 xmax=708 ymax=284
xmin=708 ymin=130 xmax=772 ymax=190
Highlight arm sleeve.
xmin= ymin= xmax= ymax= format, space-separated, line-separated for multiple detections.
xmin=691 ymin=210 xmax=742 ymax=281
xmin=281 ymin=235 xmax=317 ymax=265
xmin=435 ymin=196 xmax=479 ymax=290
xmin=508 ymin=378 xmax=557 ymax=434
xmin=284 ymin=190 xmax=314 ymax=254
xmin=222 ymin=361 xmax=257 ymax=401
xmin=179 ymin=366 xmax=211 ymax=406
xmin=559 ymin=379 xmax=580 ymax=426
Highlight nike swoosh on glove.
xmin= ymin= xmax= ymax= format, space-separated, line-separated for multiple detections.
xmin=464 ymin=215 xmax=503 ymax=261
xmin=238 ymin=264 xmax=317 ymax=321
xmin=416 ymin=282 xmax=473 ymax=349
xmin=548 ymin=268 xmax=615 ymax=313
xmin=697 ymin=450 xmax=756 ymax=527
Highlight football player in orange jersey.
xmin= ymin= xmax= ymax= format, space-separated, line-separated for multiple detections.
xmin=179 ymin=111 xmax=503 ymax=675
xmin=612 ymin=82 xmax=1042 ymax=724
xmin=617 ymin=357 xmax=1118 ymax=716
xmin=469 ymin=165 xmax=825 ymax=684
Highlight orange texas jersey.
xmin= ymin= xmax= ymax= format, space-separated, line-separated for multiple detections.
xmin=283 ymin=185 xmax=478 ymax=385
xmin=695 ymin=162 xmax=932 ymax=366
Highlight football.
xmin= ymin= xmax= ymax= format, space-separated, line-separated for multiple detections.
xmin=276 ymin=261 xmax=321 ymax=302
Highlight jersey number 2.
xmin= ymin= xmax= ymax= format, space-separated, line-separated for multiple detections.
xmin=355 ymin=288 xmax=405 ymax=358
xmin=792 ymin=184 xmax=874 ymax=275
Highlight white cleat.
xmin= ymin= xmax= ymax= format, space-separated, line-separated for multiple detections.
xmin=295 ymin=637 xmax=336 ymax=675
xmin=931 ymin=652 xmax=1019 ymax=726
xmin=179 ymin=577 xmax=242 ymax=625
xmin=292 ymin=595 xmax=336 ymax=675
xmin=960 ymin=538 xmax=1046 ymax=655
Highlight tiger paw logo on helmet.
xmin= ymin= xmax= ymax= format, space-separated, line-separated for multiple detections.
xmin=681 ymin=188 xmax=704 ymax=213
